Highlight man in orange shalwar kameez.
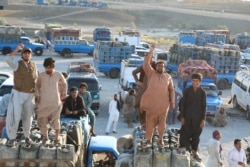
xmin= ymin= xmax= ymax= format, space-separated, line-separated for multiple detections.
xmin=140 ymin=45 xmax=175 ymax=146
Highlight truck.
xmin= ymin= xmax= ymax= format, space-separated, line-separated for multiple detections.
xmin=66 ymin=61 xmax=101 ymax=115
xmin=118 ymin=58 xmax=143 ymax=103
xmin=0 ymin=116 xmax=119 ymax=167
xmin=0 ymin=26 xmax=45 ymax=56
xmin=93 ymin=41 xmax=135 ymax=79
xmin=50 ymin=28 xmax=94 ymax=57
xmin=93 ymin=27 xmax=111 ymax=42
xmin=178 ymin=60 xmax=223 ymax=115
xmin=37 ymin=0 xmax=48 ymax=5
xmin=167 ymin=43 xmax=241 ymax=90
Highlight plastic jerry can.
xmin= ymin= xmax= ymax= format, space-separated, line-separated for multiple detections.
xmin=134 ymin=145 xmax=152 ymax=167
xmin=153 ymin=147 xmax=171 ymax=167
xmin=66 ymin=121 xmax=83 ymax=151
xmin=18 ymin=144 xmax=40 ymax=167
xmin=56 ymin=144 xmax=75 ymax=167
xmin=38 ymin=144 xmax=57 ymax=167
xmin=0 ymin=142 xmax=19 ymax=167
xmin=171 ymin=149 xmax=190 ymax=167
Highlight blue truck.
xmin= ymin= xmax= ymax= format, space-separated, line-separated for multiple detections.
xmin=167 ymin=43 xmax=241 ymax=90
xmin=93 ymin=41 xmax=135 ymax=78
xmin=178 ymin=60 xmax=223 ymax=115
xmin=48 ymin=28 xmax=94 ymax=57
xmin=0 ymin=35 xmax=46 ymax=56
xmin=93 ymin=27 xmax=111 ymax=42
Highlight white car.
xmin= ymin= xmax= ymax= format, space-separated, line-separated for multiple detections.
xmin=0 ymin=76 xmax=13 ymax=101
xmin=0 ymin=71 xmax=13 ymax=86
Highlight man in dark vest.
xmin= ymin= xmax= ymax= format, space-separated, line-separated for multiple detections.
xmin=5 ymin=44 xmax=38 ymax=147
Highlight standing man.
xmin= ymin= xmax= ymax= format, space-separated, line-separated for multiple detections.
xmin=228 ymin=139 xmax=247 ymax=167
xmin=123 ymin=89 xmax=135 ymax=128
xmin=140 ymin=44 xmax=175 ymax=146
xmin=179 ymin=73 xmax=206 ymax=161
xmin=5 ymin=44 xmax=38 ymax=147
xmin=105 ymin=94 xmax=120 ymax=135
xmin=36 ymin=57 xmax=67 ymax=145
xmin=79 ymin=82 xmax=97 ymax=136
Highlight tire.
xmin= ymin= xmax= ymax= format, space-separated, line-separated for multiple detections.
xmin=62 ymin=48 xmax=71 ymax=57
xmin=232 ymin=96 xmax=239 ymax=109
xmin=2 ymin=47 xmax=11 ymax=55
xmin=109 ymin=68 xmax=120 ymax=79
xmin=217 ymin=79 xmax=228 ymax=90
xmin=34 ymin=47 xmax=43 ymax=56
xmin=246 ymin=107 xmax=250 ymax=120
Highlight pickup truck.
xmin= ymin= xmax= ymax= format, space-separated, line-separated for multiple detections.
xmin=0 ymin=117 xmax=119 ymax=167
xmin=53 ymin=39 xmax=94 ymax=57
xmin=178 ymin=60 xmax=223 ymax=115
xmin=0 ymin=36 xmax=46 ymax=56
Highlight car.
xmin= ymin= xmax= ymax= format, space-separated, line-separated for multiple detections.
xmin=0 ymin=71 xmax=12 ymax=86
xmin=0 ymin=76 xmax=13 ymax=101
xmin=66 ymin=73 xmax=101 ymax=115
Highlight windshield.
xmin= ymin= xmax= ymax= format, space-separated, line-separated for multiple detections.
xmin=201 ymin=85 xmax=218 ymax=97
xmin=0 ymin=86 xmax=13 ymax=96
xmin=67 ymin=78 xmax=98 ymax=93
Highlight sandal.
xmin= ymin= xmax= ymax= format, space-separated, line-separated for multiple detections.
xmin=193 ymin=154 xmax=202 ymax=162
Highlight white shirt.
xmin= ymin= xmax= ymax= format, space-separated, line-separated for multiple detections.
xmin=228 ymin=147 xmax=247 ymax=167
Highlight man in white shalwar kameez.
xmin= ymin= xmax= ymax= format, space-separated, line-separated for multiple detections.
xmin=5 ymin=44 xmax=38 ymax=147
xmin=206 ymin=130 xmax=223 ymax=167
xmin=36 ymin=57 xmax=67 ymax=144
xmin=105 ymin=94 xmax=120 ymax=135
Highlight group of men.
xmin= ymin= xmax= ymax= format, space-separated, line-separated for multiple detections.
xmin=4 ymin=44 xmax=96 ymax=147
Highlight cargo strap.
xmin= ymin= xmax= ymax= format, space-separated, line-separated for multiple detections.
xmin=67 ymin=134 xmax=80 ymax=147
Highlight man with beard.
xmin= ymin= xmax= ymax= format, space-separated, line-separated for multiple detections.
xmin=5 ymin=44 xmax=38 ymax=147
xmin=35 ymin=57 xmax=67 ymax=145
xmin=140 ymin=44 xmax=175 ymax=146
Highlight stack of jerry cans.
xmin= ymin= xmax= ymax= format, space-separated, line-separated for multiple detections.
xmin=0 ymin=138 xmax=19 ymax=167
xmin=171 ymin=149 xmax=190 ymax=167
xmin=38 ymin=144 xmax=57 ymax=167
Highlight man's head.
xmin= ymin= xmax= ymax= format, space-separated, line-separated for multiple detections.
xmin=191 ymin=73 xmax=203 ymax=89
xmin=212 ymin=130 xmax=221 ymax=140
xmin=114 ymin=94 xmax=119 ymax=100
xmin=43 ymin=57 xmax=55 ymax=75
xmin=70 ymin=87 xmax=78 ymax=99
xmin=79 ymin=82 xmax=88 ymax=93
xmin=155 ymin=60 xmax=166 ymax=74
xmin=234 ymin=139 xmax=242 ymax=151
xmin=21 ymin=47 xmax=32 ymax=62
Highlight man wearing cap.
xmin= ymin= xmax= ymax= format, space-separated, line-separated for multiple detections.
xmin=5 ymin=44 xmax=38 ymax=147
xmin=206 ymin=130 xmax=223 ymax=167
xmin=140 ymin=44 xmax=175 ymax=146
xmin=35 ymin=57 xmax=67 ymax=145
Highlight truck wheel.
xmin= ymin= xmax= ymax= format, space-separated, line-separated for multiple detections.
xmin=232 ymin=96 xmax=239 ymax=109
xmin=2 ymin=47 xmax=11 ymax=55
xmin=246 ymin=107 xmax=250 ymax=120
xmin=217 ymin=79 xmax=228 ymax=90
xmin=34 ymin=48 xmax=43 ymax=56
xmin=62 ymin=48 xmax=71 ymax=57
xmin=109 ymin=68 xmax=119 ymax=79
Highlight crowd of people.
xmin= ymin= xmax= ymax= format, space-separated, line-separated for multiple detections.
xmin=2 ymin=44 xmax=97 ymax=147
xmin=0 ymin=44 xmax=248 ymax=166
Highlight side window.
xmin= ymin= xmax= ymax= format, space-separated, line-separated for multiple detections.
xmin=241 ymin=83 xmax=247 ymax=92
xmin=233 ymin=79 xmax=241 ymax=87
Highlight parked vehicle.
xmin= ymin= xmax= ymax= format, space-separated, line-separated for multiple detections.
xmin=243 ymin=138 xmax=250 ymax=164
xmin=49 ymin=28 xmax=94 ymax=57
xmin=230 ymin=70 xmax=250 ymax=120
xmin=93 ymin=28 xmax=111 ymax=42
xmin=167 ymin=43 xmax=241 ymax=90
xmin=93 ymin=41 xmax=135 ymax=79
xmin=37 ymin=0 xmax=48 ymax=5
xmin=0 ymin=71 xmax=12 ymax=86
xmin=178 ymin=60 xmax=223 ymax=115
xmin=0 ymin=76 xmax=13 ymax=101
xmin=67 ymin=62 xmax=101 ymax=115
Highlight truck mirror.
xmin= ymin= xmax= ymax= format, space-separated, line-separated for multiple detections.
xmin=218 ymin=91 xmax=222 ymax=95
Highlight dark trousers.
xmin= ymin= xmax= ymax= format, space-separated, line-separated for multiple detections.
xmin=179 ymin=122 xmax=202 ymax=152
